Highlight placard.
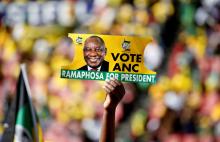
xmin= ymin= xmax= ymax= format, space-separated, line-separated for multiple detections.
xmin=61 ymin=34 xmax=157 ymax=83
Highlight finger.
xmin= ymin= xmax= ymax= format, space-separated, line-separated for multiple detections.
xmin=111 ymin=79 xmax=125 ymax=95
xmin=106 ymin=78 xmax=118 ymax=88
xmin=110 ymin=78 xmax=121 ymax=86
xmin=104 ymin=83 xmax=115 ymax=92
xmin=108 ymin=79 xmax=118 ymax=88
xmin=103 ymin=85 xmax=111 ymax=94
xmin=105 ymin=79 xmax=116 ymax=92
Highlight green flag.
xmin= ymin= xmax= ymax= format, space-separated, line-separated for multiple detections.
xmin=1 ymin=64 xmax=43 ymax=142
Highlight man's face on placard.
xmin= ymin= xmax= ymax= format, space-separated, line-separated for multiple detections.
xmin=83 ymin=37 xmax=106 ymax=68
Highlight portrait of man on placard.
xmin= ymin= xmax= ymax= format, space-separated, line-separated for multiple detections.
xmin=78 ymin=36 xmax=109 ymax=71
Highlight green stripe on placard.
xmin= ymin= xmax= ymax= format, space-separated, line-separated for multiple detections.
xmin=60 ymin=69 xmax=156 ymax=83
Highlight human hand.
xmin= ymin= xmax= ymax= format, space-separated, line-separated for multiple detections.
xmin=103 ymin=78 xmax=125 ymax=111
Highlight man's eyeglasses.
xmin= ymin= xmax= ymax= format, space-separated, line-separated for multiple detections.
xmin=83 ymin=47 xmax=105 ymax=53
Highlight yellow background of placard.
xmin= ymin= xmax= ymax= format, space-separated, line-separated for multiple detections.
xmin=62 ymin=33 xmax=156 ymax=75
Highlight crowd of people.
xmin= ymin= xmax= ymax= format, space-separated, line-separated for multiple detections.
xmin=0 ymin=0 xmax=219 ymax=142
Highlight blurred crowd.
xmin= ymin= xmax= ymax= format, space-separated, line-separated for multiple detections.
xmin=0 ymin=0 xmax=220 ymax=142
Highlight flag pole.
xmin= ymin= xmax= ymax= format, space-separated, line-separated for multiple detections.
xmin=20 ymin=64 xmax=39 ymax=142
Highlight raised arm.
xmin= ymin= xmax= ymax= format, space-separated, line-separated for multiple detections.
xmin=99 ymin=78 xmax=125 ymax=142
